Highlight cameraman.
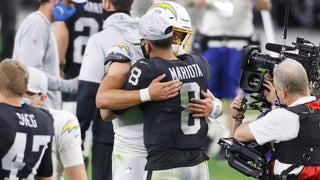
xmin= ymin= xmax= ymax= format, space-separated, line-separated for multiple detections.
xmin=231 ymin=59 xmax=320 ymax=179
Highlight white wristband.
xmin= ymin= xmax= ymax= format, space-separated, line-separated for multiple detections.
xmin=139 ymin=88 xmax=151 ymax=102
xmin=209 ymin=99 xmax=222 ymax=119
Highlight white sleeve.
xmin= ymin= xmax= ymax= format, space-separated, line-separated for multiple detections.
xmin=46 ymin=74 xmax=78 ymax=93
xmin=79 ymin=35 xmax=106 ymax=83
xmin=249 ymin=109 xmax=300 ymax=145
xmin=54 ymin=110 xmax=84 ymax=168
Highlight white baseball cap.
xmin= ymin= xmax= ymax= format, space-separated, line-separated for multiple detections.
xmin=39 ymin=0 xmax=87 ymax=5
xmin=139 ymin=13 xmax=173 ymax=41
xmin=27 ymin=67 xmax=48 ymax=95
xmin=72 ymin=0 xmax=87 ymax=5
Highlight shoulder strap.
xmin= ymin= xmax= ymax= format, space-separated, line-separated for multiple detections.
xmin=285 ymin=104 xmax=309 ymax=115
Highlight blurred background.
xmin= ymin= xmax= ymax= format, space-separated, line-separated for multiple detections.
xmin=1 ymin=0 xmax=319 ymax=179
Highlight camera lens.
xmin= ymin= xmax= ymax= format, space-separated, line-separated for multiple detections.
xmin=248 ymin=73 xmax=262 ymax=89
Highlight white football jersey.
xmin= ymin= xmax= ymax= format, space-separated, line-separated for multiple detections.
xmin=49 ymin=108 xmax=83 ymax=180
xmin=105 ymin=42 xmax=146 ymax=156
xmin=105 ymin=42 xmax=147 ymax=180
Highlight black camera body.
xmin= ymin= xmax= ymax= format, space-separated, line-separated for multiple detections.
xmin=218 ymin=138 xmax=274 ymax=180
xmin=240 ymin=45 xmax=281 ymax=94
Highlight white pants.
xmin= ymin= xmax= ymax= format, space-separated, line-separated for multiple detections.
xmin=112 ymin=153 xmax=147 ymax=180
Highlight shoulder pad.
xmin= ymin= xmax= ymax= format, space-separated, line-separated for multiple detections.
xmin=104 ymin=52 xmax=131 ymax=65
xmin=104 ymin=42 xmax=139 ymax=65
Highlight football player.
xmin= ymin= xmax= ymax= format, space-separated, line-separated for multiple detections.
xmin=23 ymin=67 xmax=87 ymax=180
xmin=96 ymin=1 xmax=222 ymax=180
xmin=0 ymin=59 xmax=54 ymax=179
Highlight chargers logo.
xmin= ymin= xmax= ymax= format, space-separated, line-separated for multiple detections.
xmin=117 ymin=43 xmax=133 ymax=59
xmin=56 ymin=6 xmax=64 ymax=15
xmin=149 ymin=3 xmax=177 ymax=20
xmin=61 ymin=119 xmax=80 ymax=134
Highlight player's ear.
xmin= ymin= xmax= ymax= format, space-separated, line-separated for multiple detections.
xmin=144 ymin=41 xmax=151 ymax=52
xmin=39 ymin=94 xmax=47 ymax=107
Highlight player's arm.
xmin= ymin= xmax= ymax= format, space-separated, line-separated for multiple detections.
xmin=189 ymin=90 xmax=223 ymax=120
xmin=96 ymin=59 xmax=182 ymax=110
xmin=100 ymin=108 xmax=117 ymax=121
xmin=57 ymin=113 xmax=87 ymax=180
xmin=96 ymin=60 xmax=132 ymax=120
xmin=54 ymin=21 xmax=69 ymax=72
xmin=64 ymin=164 xmax=87 ymax=180
xmin=188 ymin=55 xmax=222 ymax=120
xmin=97 ymin=71 xmax=182 ymax=110
xmin=96 ymin=61 xmax=135 ymax=110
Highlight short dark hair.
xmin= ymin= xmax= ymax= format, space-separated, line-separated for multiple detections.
xmin=149 ymin=26 xmax=173 ymax=49
xmin=40 ymin=0 xmax=50 ymax=3
xmin=111 ymin=0 xmax=133 ymax=11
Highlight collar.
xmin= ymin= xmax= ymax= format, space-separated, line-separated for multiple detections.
xmin=36 ymin=11 xmax=51 ymax=24
xmin=289 ymin=96 xmax=316 ymax=107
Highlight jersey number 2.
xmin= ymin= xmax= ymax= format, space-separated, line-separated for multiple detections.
xmin=73 ymin=17 xmax=99 ymax=64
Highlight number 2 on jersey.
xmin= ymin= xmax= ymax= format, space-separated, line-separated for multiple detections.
xmin=73 ymin=17 xmax=99 ymax=64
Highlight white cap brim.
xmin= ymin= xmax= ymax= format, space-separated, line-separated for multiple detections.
xmin=72 ymin=0 xmax=87 ymax=4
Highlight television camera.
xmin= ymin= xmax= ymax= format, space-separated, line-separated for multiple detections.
xmin=239 ymin=37 xmax=320 ymax=112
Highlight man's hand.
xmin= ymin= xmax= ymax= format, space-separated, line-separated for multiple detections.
xmin=231 ymin=95 xmax=246 ymax=119
xmin=263 ymin=79 xmax=277 ymax=103
xmin=100 ymin=109 xmax=117 ymax=121
xmin=189 ymin=90 xmax=214 ymax=118
xmin=256 ymin=0 xmax=272 ymax=11
xmin=148 ymin=74 xmax=182 ymax=101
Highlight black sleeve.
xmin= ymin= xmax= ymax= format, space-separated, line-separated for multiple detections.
xmin=192 ymin=54 xmax=212 ymax=81
xmin=113 ymin=60 xmax=154 ymax=115
xmin=76 ymin=80 xmax=100 ymax=140
xmin=123 ymin=60 xmax=154 ymax=90
xmin=35 ymin=140 xmax=53 ymax=177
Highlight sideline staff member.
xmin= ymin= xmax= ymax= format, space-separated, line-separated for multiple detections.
xmin=231 ymin=59 xmax=320 ymax=179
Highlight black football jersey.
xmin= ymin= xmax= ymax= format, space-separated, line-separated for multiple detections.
xmin=124 ymin=54 xmax=211 ymax=170
xmin=124 ymin=54 xmax=211 ymax=149
xmin=63 ymin=0 xmax=103 ymax=101
xmin=0 ymin=103 xmax=54 ymax=179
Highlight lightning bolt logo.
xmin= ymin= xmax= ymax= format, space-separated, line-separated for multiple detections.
xmin=57 ymin=6 xmax=64 ymax=15
xmin=149 ymin=3 xmax=177 ymax=20
xmin=117 ymin=43 xmax=133 ymax=59
xmin=61 ymin=119 xmax=80 ymax=134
